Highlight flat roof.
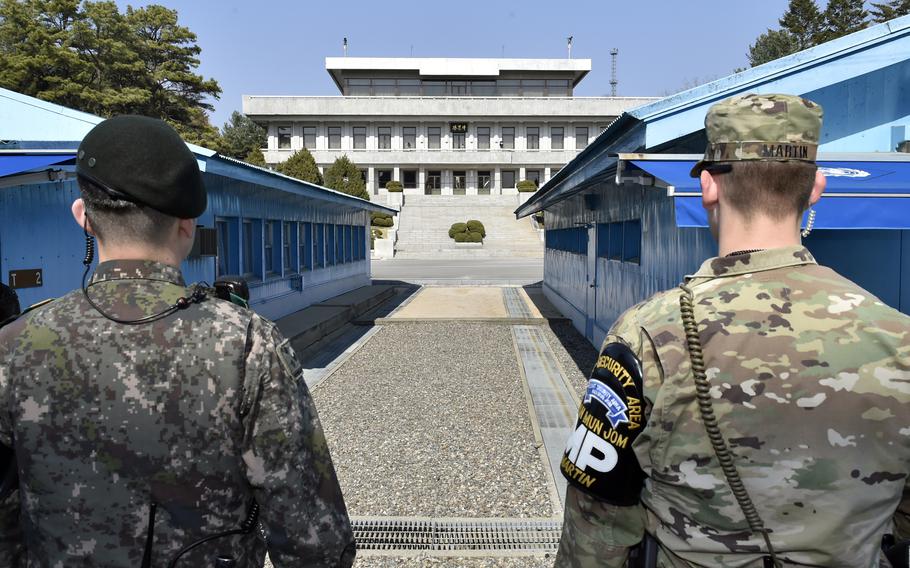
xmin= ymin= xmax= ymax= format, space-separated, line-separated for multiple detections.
xmin=325 ymin=57 xmax=592 ymax=92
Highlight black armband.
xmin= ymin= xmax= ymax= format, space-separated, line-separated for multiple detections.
xmin=560 ymin=341 xmax=646 ymax=506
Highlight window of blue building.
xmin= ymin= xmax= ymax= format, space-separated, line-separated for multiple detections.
xmin=300 ymin=223 xmax=312 ymax=271
xmin=325 ymin=223 xmax=335 ymax=266
xmin=608 ymin=222 xmax=623 ymax=260
xmin=242 ymin=220 xmax=254 ymax=277
xmin=345 ymin=225 xmax=353 ymax=263
xmin=264 ymin=221 xmax=280 ymax=276
xmin=545 ymin=227 xmax=587 ymax=254
xmin=283 ymin=222 xmax=295 ymax=273
xmin=216 ymin=217 xmax=240 ymax=276
xmin=315 ymin=223 xmax=325 ymax=268
xmin=623 ymin=219 xmax=641 ymax=264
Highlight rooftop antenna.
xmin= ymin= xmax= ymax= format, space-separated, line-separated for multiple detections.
xmin=410 ymin=44 xmax=413 ymax=56
xmin=343 ymin=37 xmax=348 ymax=57
xmin=501 ymin=44 xmax=505 ymax=57
xmin=610 ymin=48 xmax=618 ymax=96
xmin=567 ymin=36 xmax=573 ymax=59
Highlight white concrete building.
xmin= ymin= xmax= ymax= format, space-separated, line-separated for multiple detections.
xmin=244 ymin=57 xmax=657 ymax=198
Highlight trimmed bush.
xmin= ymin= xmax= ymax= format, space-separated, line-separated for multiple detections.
xmin=449 ymin=222 xmax=468 ymax=238
xmin=517 ymin=179 xmax=538 ymax=192
xmin=453 ymin=232 xmax=469 ymax=243
xmin=371 ymin=212 xmax=394 ymax=227
xmin=386 ymin=180 xmax=403 ymax=192
xmin=467 ymin=231 xmax=483 ymax=243
xmin=466 ymin=220 xmax=486 ymax=237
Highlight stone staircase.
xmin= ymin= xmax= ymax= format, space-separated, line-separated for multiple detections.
xmin=393 ymin=195 xmax=543 ymax=258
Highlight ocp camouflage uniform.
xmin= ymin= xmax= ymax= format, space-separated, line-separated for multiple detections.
xmin=557 ymin=246 xmax=910 ymax=567
xmin=0 ymin=259 xmax=355 ymax=567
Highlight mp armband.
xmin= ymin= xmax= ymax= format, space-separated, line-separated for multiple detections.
xmin=561 ymin=341 xmax=646 ymax=506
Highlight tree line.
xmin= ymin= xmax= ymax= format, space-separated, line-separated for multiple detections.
xmin=749 ymin=0 xmax=910 ymax=66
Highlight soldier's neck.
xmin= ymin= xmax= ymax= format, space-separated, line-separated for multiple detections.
xmin=718 ymin=211 xmax=803 ymax=257
xmin=97 ymin=242 xmax=184 ymax=269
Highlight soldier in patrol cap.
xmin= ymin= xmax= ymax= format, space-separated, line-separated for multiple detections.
xmin=0 ymin=115 xmax=356 ymax=566
xmin=555 ymin=94 xmax=910 ymax=567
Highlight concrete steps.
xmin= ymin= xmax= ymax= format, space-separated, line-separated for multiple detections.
xmin=394 ymin=195 xmax=543 ymax=259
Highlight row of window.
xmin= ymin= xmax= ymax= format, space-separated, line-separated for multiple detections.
xmin=370 ymin=168 xmax=542 ymax=191
xmin=545 ymin=220 xmax=642 ymax=264
xmin=215 ymin=218 xmax=367 ymax=280
xmin=343 ymin=78 xmax=573 ymax=97
xmin=275 ymin=125 xmax=593 ymax=152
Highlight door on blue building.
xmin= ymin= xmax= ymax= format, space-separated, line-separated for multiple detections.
xmin=585 ymin=225 xmax=597 ymax=341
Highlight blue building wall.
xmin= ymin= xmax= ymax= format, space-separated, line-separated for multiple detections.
xmin=1 ymin=172 xmax=372 ymax=321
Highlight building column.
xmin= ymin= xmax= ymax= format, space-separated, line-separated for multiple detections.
xmin=418 ymin=168 xmax=426 ymax=195
xmin=442 ymin=170 xmax=452 ymax=196
xmin=494 ymin=167 xmax=502 ymax=195
xmin=519 ymin=166 xmax=527 ymax=183
xmin=544 ymin=167 xmax=552 ymax=184
xmin=393 ymin=166 xmax=401 ymax=183
xmin=367 ymin=166 xmax=376 ymax=195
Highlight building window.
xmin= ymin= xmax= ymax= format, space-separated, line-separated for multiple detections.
xmin=215 ymin=218 xmax=234 ymax=277
xmin=277 ymin=126 xmax=292 ymax=149
xmin=526 ymin=127 xmax=539 ymax=150
xmin=399 ymin=79 xmax=420 ymax=96
xmin=608 ymin=222 xmax=623 ymax=260
xmin=453 ymin=171 xmax=466 ymax=191
xmin=547 ymin=79 xmax=571 ymax=96
xmin=428 ymin=127 xmax=441 ymax=150
xmin=302 ymin=126 xmax=316 ymax=149
xmin=378 ymin=126 xmax=391 ymax=150
xmin=472 ymin=81 xmax=496 ymax=96
xmin=242 ymin=220 xmax=253 ymax=276
xmin=545 ymin=227 xmax=588 ymax=255
xmin=353 ymin=126 xmax=366 ymax=150
xmin=300 ymin=223 xmax=312 ymax=271
xmin=551 ymin=127 xmax=564 ymax=150
xmin=328 ymin=126 xmax=342 ymax=150
xmin=403 ymin=169 xmax=417 ymax=189
xmin=477 ymin=171 xmax=492 ymax=194
xmin=526 ymin=170 xmax=541 ymax=187
xmin=501 ymin=127 xmax=515 ymax=150
xmin=477 ymin=127 xmax=490 ymax=150
xmin=623 ymin=220 xmax=641 ymax=264
xmin=498 ymin=79 xmax=520 ymax=96
xmin=336 ymin=225 xmax=345 ymax=264
xmin=373 ymin=79 xmax=396 ymax=96
xmin=403 ymin=126 xmax=416 ymax=150
xmin=315 ymin=223 xmax=325 ymax=268
xmin=426 ymin=170 xmax=441 ymax=194
xmin=452 ymin=132 xmax=466 ymax=150
xmin=347 ymin=79 xmax=370 ymax=95
xmin=575 ymin=126 xmax=589 ymax=150
xmin=264 ymin=221 xmax=276 ymax=275
xmin=522 ymin=80 xmax=545 ymax=97
xmin=283 ymin=222 xmax=293 ymax=272
xmin=377 ymin=169 xmax=392 ymax=191
xmin=502 ymin=170 xmax=516 ymax=189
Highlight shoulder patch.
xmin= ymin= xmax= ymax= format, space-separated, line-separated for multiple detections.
xmin=561 ymin=341 xmax=646 ymax=506
xmin=276 ymin=339 xmax=302 ymax=380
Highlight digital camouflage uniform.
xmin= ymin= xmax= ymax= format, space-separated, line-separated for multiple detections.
xmin=0 ymin=260 xmax=355 ymax=567
xmin=556 ymin=94 xmax=910 ymax=567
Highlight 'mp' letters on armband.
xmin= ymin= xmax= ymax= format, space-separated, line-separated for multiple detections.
xmin=560 ymin=341 xmax=646 ymax=506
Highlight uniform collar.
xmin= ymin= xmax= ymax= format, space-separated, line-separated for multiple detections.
xmin=90 ymin=259 xmax=186 ymax=287
xmin=688 ymin=245 xmax=816 ymax=280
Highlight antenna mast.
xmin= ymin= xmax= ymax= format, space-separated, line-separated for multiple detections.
xmin=567 ymin=36 xmax=573 ymax=59
xmin=343 ymin=37 xmax=348 ymax=57
xmin=609 ymin=48 xmax=618 ymax=96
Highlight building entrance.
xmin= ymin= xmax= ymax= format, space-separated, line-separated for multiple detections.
xmin=426 ymin=170 xmax=442 ymax=195
xmin=453 ymin=171 xmax=466 ymax=195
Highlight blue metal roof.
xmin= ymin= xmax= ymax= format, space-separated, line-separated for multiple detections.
xmin=516 ymin=14 xmax=910 ymax=218
xmin=627 ymin=153 xmax=910 ymax=229
xmin=0 ymin=153 xmax=74 ymax=177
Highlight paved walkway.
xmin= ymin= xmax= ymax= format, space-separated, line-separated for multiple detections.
xmin=372 ymin=258 xmax=543 ymax=285
xmin=293 ymin=286 xmax=592 ymax=566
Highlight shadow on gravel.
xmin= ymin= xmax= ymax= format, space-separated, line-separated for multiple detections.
xmin=363 ymin=280 xmax=421 ymax=320
xmin=522 ymin=282 xmax=598 ymax=380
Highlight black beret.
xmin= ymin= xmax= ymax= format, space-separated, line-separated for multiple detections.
xmin=76 ymin=115 xmax=207 ymax=218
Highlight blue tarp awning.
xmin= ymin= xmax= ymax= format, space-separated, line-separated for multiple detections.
xmin=0 ymin=153 xmax=75 ymax=178
xmin=627 ymin=154 xmax=910 ymax=230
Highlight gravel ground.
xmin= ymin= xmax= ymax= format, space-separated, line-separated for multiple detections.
xmin=312 ymin=322 xmax=555 ymax=518
xmin=353 ymin=555 xmax=555 ymax=567
xmin=541 ymin=321 xmax=598 ymax=399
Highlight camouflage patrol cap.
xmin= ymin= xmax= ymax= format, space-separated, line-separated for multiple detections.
xmin=689 ymin=93 xmax=823 ymax=177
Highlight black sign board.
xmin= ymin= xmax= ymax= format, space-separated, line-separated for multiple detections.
xmin=9 ymin=269 xmax=43 ymax=289
xmin=450 ymin=122 xmax=467 ymax=134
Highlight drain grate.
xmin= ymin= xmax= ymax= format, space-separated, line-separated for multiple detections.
xmin=503 ymin=287 xmax=533 ymax=318
xmin=352 ymin=517 xmax=562 ymax=553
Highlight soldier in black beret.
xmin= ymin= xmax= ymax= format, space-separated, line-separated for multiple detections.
xmin=0 ymin=116 xmax=355 ymax=566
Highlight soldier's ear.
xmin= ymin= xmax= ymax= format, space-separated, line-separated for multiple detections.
xmin=71 ymin=198 xmax=96 ymax=236
xmin=700 ymin=170 xmax=719 ymax=210
xmin=808 ymin=168 xmax=826 ymax=206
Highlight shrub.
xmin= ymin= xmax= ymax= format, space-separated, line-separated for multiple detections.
xmin=324 ymin=155 xmax=369 ymax=200
xmin=277 ymin=148 xmax=323 ymax=185
xmin=371 ymin=212 xmax=394 ymax=227
xmin=453 ymin=232 xmax=469 ymax=243
xmin=386 ymin=180 xmax=403 ymax=192
xmin=449 ymin=223 xmax=468 ymax=238
xmin=467 ymin=231 xmax=483 ymax=243
xmin=517 ymin=179 xmax=538 ymax=192
xmin=466 ymin=220 xmax=485 ymax=237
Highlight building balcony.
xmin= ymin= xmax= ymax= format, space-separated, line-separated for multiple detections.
xmin=264 ymin=148 xmax=580 ymax=166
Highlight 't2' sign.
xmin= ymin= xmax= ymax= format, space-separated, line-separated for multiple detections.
xmin=8 ymin=269 xmax=43 ymax=289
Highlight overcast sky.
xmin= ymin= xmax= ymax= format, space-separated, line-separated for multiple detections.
xmin=114 ymin=0 xmax=794 ymax=127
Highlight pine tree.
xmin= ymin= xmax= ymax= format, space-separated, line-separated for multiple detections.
xmin=277 ymin=149 xmax=323 ymax=186
xmin=819 ymin=0 xmax=869 ymax=42
xmin=243 ymin=147 xmax=266 ymax=167
xmin=748 ymin=29 xmax=800 ymax=67
xmin=219 ymin=111 xmax=266 ymax=159
xmin=870 ymin=0 xmax=910 ymax=22
xmin=779 ymin=0 xmax=824 ymax=49
xmin=323 ymin=155 xmax=368 ymax=200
